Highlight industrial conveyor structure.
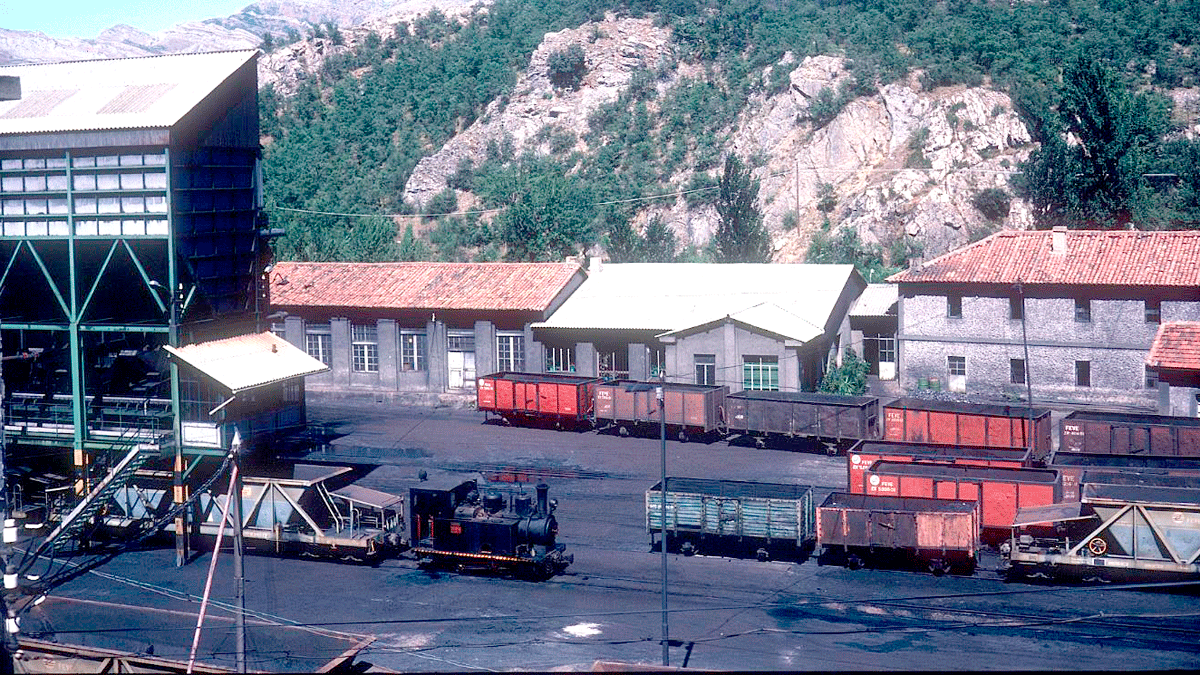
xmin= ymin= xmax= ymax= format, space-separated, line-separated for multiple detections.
xmin=106 ymin=464 xmax=405 ymax=560
xmin=1006 ymin=472 xmax=1200 ymax=577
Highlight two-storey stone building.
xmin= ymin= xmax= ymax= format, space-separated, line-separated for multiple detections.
xmin=889 ymin=228 xmax=1200 ymax=409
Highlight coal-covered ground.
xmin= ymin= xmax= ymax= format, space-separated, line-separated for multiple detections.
xmin=27 ymin=402 xmax=1200 ymax=672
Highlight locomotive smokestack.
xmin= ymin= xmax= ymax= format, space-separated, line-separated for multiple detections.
xmin=536 ymin=483 xmax=549 ymax=515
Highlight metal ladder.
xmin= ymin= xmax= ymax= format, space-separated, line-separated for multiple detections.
xmin=41 ymin=443 xmax=154 ymax=553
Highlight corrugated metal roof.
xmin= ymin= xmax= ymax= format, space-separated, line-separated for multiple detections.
xmin=888 ymin=229 xmax=1200 ymax=287
xmin=163 ymin=332 xmax=328 ymax=394
xmin=0 ymin=50 xmax=256 ymax=134
xmin=269 ymin=261 xmax=583 ymax=312
xmin=1147 ymin=321 xmax=1200 ymax=372
xmin=535 ymin=263 xmax=859 ymax=335
xmin=849 ymin=283 xmax=897 ymax=317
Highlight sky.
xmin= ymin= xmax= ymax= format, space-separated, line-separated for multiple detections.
xmin=0 ymin=1 xmax=252 ymax=38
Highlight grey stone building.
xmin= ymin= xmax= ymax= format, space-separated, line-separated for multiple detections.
xmin=268 ymin=261 xmax=585 ymax=400
xmin=532 ymin=261 xmax=866 ymax=392
xmin=889 ymin=228 xmax=1200 ymax=409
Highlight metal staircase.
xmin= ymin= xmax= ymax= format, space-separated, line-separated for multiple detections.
xmin=39 ymin=443 xmax=156 ymax=554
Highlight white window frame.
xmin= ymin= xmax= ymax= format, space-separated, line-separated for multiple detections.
xmin=400 ymin=331 xmax=426 ymax=371
xmin=743 ymin=356 xmax=779 ymax=391
xmin=695 ymin=354 xmax=716 ymax=385
xmin=305 ymin=323 xmax=332 ymax=366
xmin=351 ymin=323 xmax=379 ymax=373
xmin=545 ymin=345 xmax=575 ymax=373
xmin=496 ymin=332 xmax=525 ymax=372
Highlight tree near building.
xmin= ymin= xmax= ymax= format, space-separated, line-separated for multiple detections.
xmin=711 ymin=155 xmax=771 ymax=263
xmin=818 ymin=349 xmax=869 ymax=396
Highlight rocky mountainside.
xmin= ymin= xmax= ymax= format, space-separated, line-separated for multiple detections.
xmin=0 ymin=0 xmax=467 ymax=66
xmin=400 ymin=14 xmax=1036 ymax=263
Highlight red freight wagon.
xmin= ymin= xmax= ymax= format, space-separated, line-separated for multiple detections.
xmin=593 ymin=380 xmax=728 ymax=441
xmin=817 ymin=492 xmax=981 ymax=574
xmin=1059 ymin=410 xmax=1200 ymax=457
xmin=847 ymin=441 xmax=1032 ymax=494
xmin=476 ymin=372 xmax=600 ymax=426
xmin=881 ymin=398 xmax=1052 ymax=463
xmin=1048 ymin=452 xmax=1200 ymax=502
xmin=864 ymin=461 xmax=1061 ymax=544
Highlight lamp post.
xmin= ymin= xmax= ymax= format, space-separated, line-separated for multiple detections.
xmin=230 ymin=429 xmax=246 ymax=674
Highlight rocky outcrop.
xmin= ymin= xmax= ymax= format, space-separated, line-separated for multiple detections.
xmin=401 ymin=26 xmax=1037 ymax=262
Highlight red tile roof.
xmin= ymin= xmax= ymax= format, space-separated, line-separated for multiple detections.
xmin=269 ymin=262 xmax=583 ymax=312
xmin=888 ymin=230 xmax=1200 ymax=287
xmin=1147 ymin=322 xmax=1200 ymax=372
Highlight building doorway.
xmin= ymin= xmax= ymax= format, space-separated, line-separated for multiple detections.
xmin=447 ymin=331 xmax=476 ymax=390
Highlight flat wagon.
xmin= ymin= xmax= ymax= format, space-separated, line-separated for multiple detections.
xmin=1059 ymin=410 xmax=1200 ymax=457
xmin=847 ymin=441 xmax=1032 ymax=494
xmin=645 ymin=477 xmax=815 ymax=561
xmin=864 ymin=461 xmax=1061 ymax=544
xmin=476 ymin=372 xmax=600 ymax=427
xmin=594 ymin=380 xmax=727 ymax=441
xmin=725 ymin=391 xmax=880 ymax=453
xmin=1006 ymin=472 xmax=1200 ymax=579
xmin=817 ymin=492 xmax=981 ymax=575
xmin=882 ymin=398 xmax=1052 ymax=463
xmin=1048 ymin=452 xmax=1200 ymax=502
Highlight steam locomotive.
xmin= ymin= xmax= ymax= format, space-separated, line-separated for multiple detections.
xmin=408 ymin=479 xmax=573 ymax=579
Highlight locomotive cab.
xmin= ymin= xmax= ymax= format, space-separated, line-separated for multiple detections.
xmin=408 ymin=479 xmax=572 ymax=579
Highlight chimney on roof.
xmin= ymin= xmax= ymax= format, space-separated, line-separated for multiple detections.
xmin=0 ymin=76 xmax=20 ymax=101
xmin=589 ymin=256 xmax=603 ymax=273
xmin=1051 ymin=226 xmax=1068 ymax=254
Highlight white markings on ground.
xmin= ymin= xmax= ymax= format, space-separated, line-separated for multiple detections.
xmin=563 ymin=622 xmax=603 ymax=637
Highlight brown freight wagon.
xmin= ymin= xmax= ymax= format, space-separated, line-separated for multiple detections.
xmin=593 ymin=380 xmax=728 ymax=441
xmin=864 ymin=461 xmax=1061 ymax=544
xmin=882 ymin=398 xmax=1052 ymax=463
xmin=725 ymin=391 xmax=880 ymax=453
xmin=1059 ymin=410 xmax=1200 ymax=457
xmin=817 ymin=492 xmax=981 ymax=575
xmin=847 ymin=441 xmax=1032 ymax=494
xmin=476 ymin=372 xmax=600 ymax=427
xmin=1048 ymin=453 xmax=1200 ymax=502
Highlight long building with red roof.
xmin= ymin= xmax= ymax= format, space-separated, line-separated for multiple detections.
xmin=268 ymin=261 xmax=585 ymax=397
xmin=888 ymin=227 xmax=1200 ymax=408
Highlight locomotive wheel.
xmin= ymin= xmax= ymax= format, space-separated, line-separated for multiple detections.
xmin=1087 ymin=537 xmax=1108 ymax=556
xmin=756 ymin=548 xmax=770 ymax=562
xmin=541 ymin=558 xmax=557 ymax=579
xmin=680 ymin=541 xmax=697 ymax=556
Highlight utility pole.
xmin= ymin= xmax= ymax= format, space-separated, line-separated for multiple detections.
xmin=657 ymin=377 xmax=668 ymax=668
xmin=230 ymin=429 xmax=247 ymax=674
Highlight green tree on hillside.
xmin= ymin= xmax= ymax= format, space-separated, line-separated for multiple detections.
xmin=492 ymin=161 xmax=595 ymax=261
xmin=711 ymin=155 xmax=771 ymax=263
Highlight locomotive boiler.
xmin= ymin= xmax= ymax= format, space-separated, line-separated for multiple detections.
xmin=408 ymin=479 xmax=572 ymax=579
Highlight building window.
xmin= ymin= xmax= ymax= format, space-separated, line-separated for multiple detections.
xmin=876 ymin=336 xmax=896 ymax=364
xmin=650 ymin=346 xmax=666 ymax=379
xmin=270 ymin=322 xmax=286 ymax=338
xmin=948 ymin=356 xmax=966 ymax=376
xmin=1075 ymin=298 xmax=1091 ymax=323
xmin=695 ymin=354 xmax=716 ymax=385
xmin=447 ymin=333 xmax=475 ymax=352
xmin=496 ymin=333 xmax=525 ymax=372
xmin=305 ymin=323 xmax=331 ymax=366
xmin=597 ymin=346 xmax=629 ymax=380
xmin=947 ymin=295 xmax=962 ymax=319
xmin=1010 ymin=358 xmax=1026 ymax=385
xmin=1145 ymin=300 xmax=1161 ymax=324
xmin=545 ymin=345 xmax=575 ymax=373
xmin=400 ymin=331 xmax=426 ymax=371
xmin=1146 ymin=366 xmax=1158 ymax=389
xmin=352 ymin=324 xmax=379 ymax=373
xmin=743 ymin=356 xmax=779 ymax=391
xmin=1009 ymin=296 xmax=1024 ymax=321
xmin=1075 ymin=360 xmax=1091 ymax=387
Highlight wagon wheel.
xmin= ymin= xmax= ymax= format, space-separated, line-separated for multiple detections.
xmin=618 ymin=425 xmax=629 ymax=437
xmin=846 ymin=554 xmax=863 ymax=570
xmin=677 ymin=430 xmax=689 ymax=443
xmin=928 ymin=558 xmax=950 ymax=576
xmin=1087 ymin=537 xmax=1108 ymax=557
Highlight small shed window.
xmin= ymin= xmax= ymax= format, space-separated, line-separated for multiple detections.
xmin=947 ymin=295 xmax=962 ymax=319
xmin=1146 ymin=366 xmax=1158 ymax=389
xmin=1145 ymin=300 xmax=1161 ymax=324
xmin=1010 ymin=358 xmax=1025 ymax=385
xmin=1075 ymin=360 xmax=1091 ymax=387
xmin=1074 ymin=299 xmax=1091 ymax=323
